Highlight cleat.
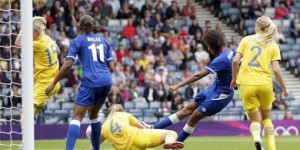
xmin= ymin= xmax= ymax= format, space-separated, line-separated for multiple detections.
xmin=255 ymin=141 xmax=264 ymax=150
xmin=163 ymin=141 xmax=184 ymax=149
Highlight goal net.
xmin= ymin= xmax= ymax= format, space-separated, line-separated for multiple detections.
xmin=0 ymin=0 xmax=34 ymax=149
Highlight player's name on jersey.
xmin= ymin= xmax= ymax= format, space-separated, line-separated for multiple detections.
xmin=87 ymin=37 xmax=101 ymax=42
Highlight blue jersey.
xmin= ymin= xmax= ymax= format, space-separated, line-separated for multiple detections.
xmin=205 ymin=48 xmax=234 ymax=94
xmin=66 ymin=34 xmax=113 ymax=88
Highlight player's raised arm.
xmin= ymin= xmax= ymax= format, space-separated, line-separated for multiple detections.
xmin=170 ymin=30 xmax=229 ymax=93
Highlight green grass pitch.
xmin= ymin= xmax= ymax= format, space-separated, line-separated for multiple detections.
xmin=1 ymin=136 xmax=300 ymax=150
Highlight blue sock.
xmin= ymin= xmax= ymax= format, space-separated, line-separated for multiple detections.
xmin=154 ymin=114 xmax=180 ymax=129
xmin=177 ymin=130 xmax=190 ymax=142
xmin=177 ymin=124 xmax=195 ymax=142
xmin=91 ymin=118 xmax=101 ymax=150
xmin=66 ymin=120 xmax=81 ymax=150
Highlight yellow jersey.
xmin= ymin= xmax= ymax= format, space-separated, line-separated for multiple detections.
xmin=236 ymin=34 xmax=281 ymax=85
xmin=101 ymin=112 xmax=139 ymax=150
xmin=33 ymin=34 xmax=59 ymax=83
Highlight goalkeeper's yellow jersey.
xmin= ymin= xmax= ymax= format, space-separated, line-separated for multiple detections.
xmin=236 ymin=34 xmax=281 ymax=85
xmin=33 ymin=34 xmax=59 ymax=83
xmin=101 ymin=112 xmax=139 ymax=150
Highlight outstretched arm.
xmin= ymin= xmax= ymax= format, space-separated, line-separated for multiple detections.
xmin=45 ymin=60 xmax=73 ymax=95
xmin=135 ymin=121 xmax=146 ymax=129
xmin=169 ymin=69 xmax=210 ymax=93
xmin=128 ymin=114 xmax=150 ymax=129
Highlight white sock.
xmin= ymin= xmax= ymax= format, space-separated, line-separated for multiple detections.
xmin=90 ymin=118 xmax=101 ymax=123
xmin=183 ymin=124 xmax=195 ymax=134
xmin=70 ymin=120 xmax=81 ymax=127
xmin=169 ymin=114 xmax=180 ymax=124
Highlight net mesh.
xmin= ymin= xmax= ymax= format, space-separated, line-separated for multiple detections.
xmin=0 ymin=0 xmax=22 ymax=149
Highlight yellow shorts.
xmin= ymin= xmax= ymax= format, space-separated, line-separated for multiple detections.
xmin=34 ymin=82 xmax=61 ymax=107
xmin=240 ymin=84 xmax=275 ymax=113
xmin=131 ymin=129 xmax=162 ymax=150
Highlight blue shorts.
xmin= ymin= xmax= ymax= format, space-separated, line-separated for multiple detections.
xmin=75 ymin=85 xmax=112 ymax=107
xmin=194 ymin=89 xmax=233 ymax=116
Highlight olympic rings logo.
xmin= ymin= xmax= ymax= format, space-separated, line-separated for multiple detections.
xmin=262 ymin=126 xmax=299 ymax=136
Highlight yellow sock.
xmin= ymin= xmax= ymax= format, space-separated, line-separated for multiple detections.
xmin=263 ymin=119 xmax=276 ymax=150
xmin=165 ymin=131 xmax=177 ymax=144
xmin=250 ymin=122 xmax=261 ymax=142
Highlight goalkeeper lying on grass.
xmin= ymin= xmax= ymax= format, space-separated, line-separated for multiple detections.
xmin=86 ymin=104 xmax=184 ymax=150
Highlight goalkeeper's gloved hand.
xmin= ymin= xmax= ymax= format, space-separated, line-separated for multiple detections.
xmin=140 ymin=121 xmax=154 ymax=129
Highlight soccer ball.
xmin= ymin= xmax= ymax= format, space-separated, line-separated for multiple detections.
xmin=86 ymin=125 xmax=91 ymax=139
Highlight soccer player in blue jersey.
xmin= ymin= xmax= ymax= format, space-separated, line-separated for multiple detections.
xmin=156 ymin=30 xmax=235 ymax=149
xmin=45 ymin=15 xmax=114 ymax=150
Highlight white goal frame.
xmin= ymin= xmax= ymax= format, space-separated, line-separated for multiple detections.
xmin=21 ymin=0 xmax=34 ymax=149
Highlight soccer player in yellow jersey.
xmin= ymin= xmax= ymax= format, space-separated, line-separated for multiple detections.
xmin=15 ymin=17 xmax=61 ymax=116
xmin=86 ymin=104 xmax=184 ymax=150
xmin=231 ymin=16 xmax=288 ymax=150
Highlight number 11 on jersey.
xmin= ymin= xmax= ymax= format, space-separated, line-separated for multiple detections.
xmin=88 ymin=43 xmax=104 ymax=62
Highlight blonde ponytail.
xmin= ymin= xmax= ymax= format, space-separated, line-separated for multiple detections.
xmin=255 ymin=16 xmax=278 ymax=46
xmin=108 ymin=104 xmax=124 ymax=117
xmin=33 ymin=16 xmax=46 ymax=33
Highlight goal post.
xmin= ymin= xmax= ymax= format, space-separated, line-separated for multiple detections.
xmin=21 ymin=0 xmax=34 ymax=149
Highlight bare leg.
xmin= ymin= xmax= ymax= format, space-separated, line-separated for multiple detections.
xmin=186 ymin=109 xmax=206 ymax=127
xmin=176 ymin=102 xmax=198 ymax=120
xmin=88 ymin=104 xmax=103 ymax=120
xmin=72 ymin=104 xmax=89 ymax=121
